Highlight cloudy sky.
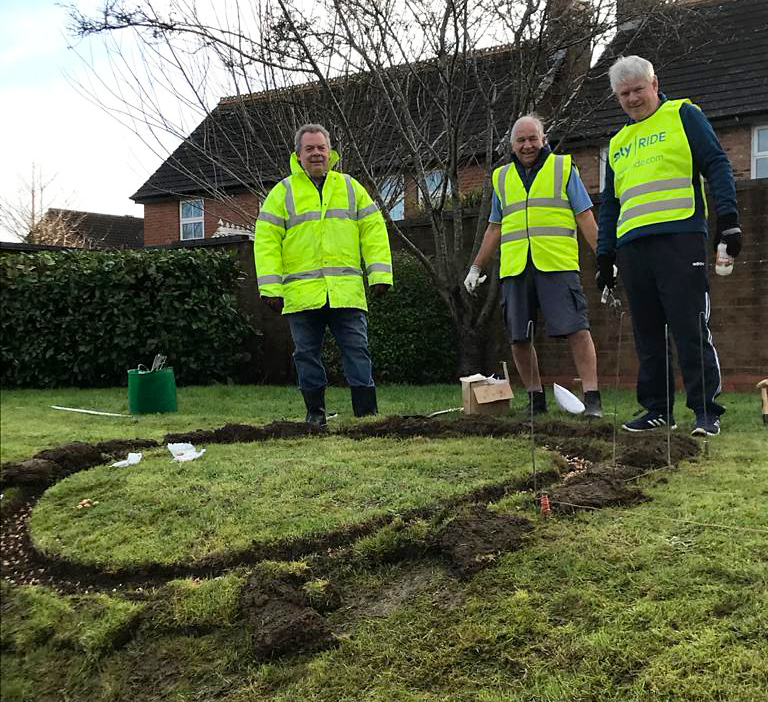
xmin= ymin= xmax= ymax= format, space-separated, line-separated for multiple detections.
xmin=0 ymin=0 xmax=188 ymax=241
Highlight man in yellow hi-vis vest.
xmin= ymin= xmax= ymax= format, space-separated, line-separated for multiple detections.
xmin=254 ymin=124 xmax=393 ymax=426
xmin=463 ymin=115 xmax=603 ymax=418
xmin=597 ymin=56 xmax=741 ymax=438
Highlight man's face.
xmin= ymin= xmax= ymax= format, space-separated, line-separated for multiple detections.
xmin=297 ymin=131 xmax=330 ymax=178
xmin=511 ymin=120 xmax=545 ymax=167
xmin=615 ymin=75 xmax=660 ymax=121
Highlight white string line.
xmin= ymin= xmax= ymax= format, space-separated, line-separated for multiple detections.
xmin=548 ymin=500 xmax=768 ymax=534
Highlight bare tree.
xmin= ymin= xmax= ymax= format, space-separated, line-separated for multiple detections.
xmin=67 ymin=0 xmax=696 ymax=372
xmin=0 ymin=164 xmax=92 ymax=246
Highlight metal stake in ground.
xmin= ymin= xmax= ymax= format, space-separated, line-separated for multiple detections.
xmin=664 ymin=324 xmax=673 ymax=467
xmin=698 ymin=311 xmax=710 ymax=458
xmin=612 ymin=310 xmax=626 ymax=470
xmin=526 ymin=319 xmax=537 ymax=496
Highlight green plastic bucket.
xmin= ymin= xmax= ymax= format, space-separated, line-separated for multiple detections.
xmin=128 ymin=367 xmax=178 ymax=414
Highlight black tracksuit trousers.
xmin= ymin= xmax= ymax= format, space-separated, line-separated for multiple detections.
xmin=616 ymin=232 xmax=724 ymax=419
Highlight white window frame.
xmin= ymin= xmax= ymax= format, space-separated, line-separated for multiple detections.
xmin=377 ymin=175 xmax=405 ymax=221
xmin=180 ymin=199 xmax=205 ymax=240
xmin=598 ymin=145 xmax=609 ymax=192
xmin=418 ymin=170 xmax=452 ymax=207
xmin=751 ymin=124 xmax=768 ymax=179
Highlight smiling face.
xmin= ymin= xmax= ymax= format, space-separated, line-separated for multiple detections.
xmin=511 ymin=118 xmax=545 ymax=167
xmin=297 ymin=130 xmax=330 ymax=178
xmin=615 ymin=75 xmax=660 ymax=122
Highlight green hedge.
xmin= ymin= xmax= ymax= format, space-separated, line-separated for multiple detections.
xmin=0 ymin=249 xmax=255 ymax=388
xmin=322 ymin=251 xmax=457 ymax=384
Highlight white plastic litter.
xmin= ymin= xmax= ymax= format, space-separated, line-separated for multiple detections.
xmin=167 ymin=442 xmax=206 ymax=462
xmin=553 ymin=383 xmax=585 ymax=415
xmin=459 ymin=373 xmax=508 ymax=384
xmin=111 ymin=452 xmax=142 ymax=468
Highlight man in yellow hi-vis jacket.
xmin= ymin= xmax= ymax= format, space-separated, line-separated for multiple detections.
xmin=254 ymin=124 xmax=393 ymax=426
xmin=463 ymin=115 xmax=602 ymax=418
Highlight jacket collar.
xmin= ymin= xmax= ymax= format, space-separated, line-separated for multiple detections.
xmin=290 ymin=149 xmax=340 ymax=177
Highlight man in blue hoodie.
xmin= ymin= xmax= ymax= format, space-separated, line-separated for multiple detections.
xmin=597 ymin=55 xmax=742 ymax=437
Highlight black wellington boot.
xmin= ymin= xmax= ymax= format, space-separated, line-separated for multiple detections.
xmin=524 ymin=389 xmax=547 ymax=415
xmin=351 ymin=386 xmax=378 ymax=417
xmin=301 ymin=387 xmax=327 ymax=427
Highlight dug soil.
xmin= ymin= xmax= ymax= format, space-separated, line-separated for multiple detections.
xmin=1 ymin=416 xmax=701 ymax=657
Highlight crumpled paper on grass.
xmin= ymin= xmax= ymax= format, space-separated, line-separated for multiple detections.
xmin=167 ymin=442 xmax=206 ymax=462
xmin=112 ymin=452 xmax=143 ymax=468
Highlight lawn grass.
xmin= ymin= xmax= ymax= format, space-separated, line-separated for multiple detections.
xmin=1 ymin=384 xmax=767 ymax=701
xmin=29 ymin=436 xmax=548 ymax=568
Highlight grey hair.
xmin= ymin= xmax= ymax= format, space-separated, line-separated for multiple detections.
xmin=609 ymin=55 xmax=655 ymax=92
xmin=294 ymin=123 xmax=331 ymax=152
xmin=510 ymin=114 xmax=546 ymax=141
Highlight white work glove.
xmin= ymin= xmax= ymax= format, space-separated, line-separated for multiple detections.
xmin=463 ymin=264 xmax=487 ymax=295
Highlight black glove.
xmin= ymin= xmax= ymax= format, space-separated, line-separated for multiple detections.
xmin=370 ymin=284 xmax=390 ymax=297
xmin=595 ymin=252 xmax=616 ymax=291
xmin=714 ymin=223 xmax=742 ymax=258
xmin=263 ymin=296 xmax=284 ymax=313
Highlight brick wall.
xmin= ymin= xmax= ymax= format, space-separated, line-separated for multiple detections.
xmin=142 ymin=194 xmax=261 ymax=247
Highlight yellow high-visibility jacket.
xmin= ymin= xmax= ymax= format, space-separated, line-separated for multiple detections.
xmin=493 ymin=153 xmax=578 ymax=276
xmin=609 ymin=98 xmax=701 ymax=240
xmin=253 ymin=151 xmax=393 ymax=314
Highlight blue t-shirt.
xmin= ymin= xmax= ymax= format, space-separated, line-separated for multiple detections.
xmin=489 ymin=165 xmax=592 ymax=223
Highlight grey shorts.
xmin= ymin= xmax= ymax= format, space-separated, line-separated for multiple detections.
xmin=501 ymin=264 xmax=590 ymax=342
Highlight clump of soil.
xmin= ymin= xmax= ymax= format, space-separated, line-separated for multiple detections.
xmin=0 ymin=439 xmax=158 ymax=489
xmin=239 ymin=570 xmax=336 ymax=659
xmin=550 ymin=470 xmax=649 ymax=514
xmin=432 ymin=505 xmax=534 ymax=578
xmin=164 ymin=421 xmax=322 ymax=445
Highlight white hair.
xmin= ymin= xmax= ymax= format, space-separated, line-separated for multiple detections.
xmin=294 ymin=123 xmax=331 ymax=153
xmin=511 ymin=114 xmax=546 ymax=141
xmin=609 ymin=55 xmax=655 ymax=92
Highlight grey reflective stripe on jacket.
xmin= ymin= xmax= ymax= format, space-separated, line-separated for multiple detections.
xmin=618 ymin=177 xmax=692 ymax=206
xmin=500 ymin=227 xmax=574 ymax=243
xmin=617 ymin=198 xmax=695 ymax=228
xmin=282 ymin=267 xmax=363 ymax=284
xmin=257 ymin=211 xmax=286 ymax=227
xmin=280 ymin=174 xmax=375 ymax=228
xmin=256 ymin=274 xmax=283 ymax=285
xmin=366 ymin=263 xmax=392 ymax=274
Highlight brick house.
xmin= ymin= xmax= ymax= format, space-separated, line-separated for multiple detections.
xmin=131 ymin=0 xmax=766 ymax=388
xmin=32 ymin=209 xmax=144 ymax=249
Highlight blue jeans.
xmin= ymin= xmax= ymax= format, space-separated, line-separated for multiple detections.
xmin=287 ymin=305 xmax=374 ymax=391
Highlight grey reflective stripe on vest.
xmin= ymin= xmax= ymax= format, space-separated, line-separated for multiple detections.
xmin=553 ymin=155 xmax=565 ymax=196
xmin=366 ymin=263 xmax=392 ymax=274
xmin=501 ymin=230 xmax=528 ymax=243
xmin=618 ymin=198 xmax=695 ymax=227
xmin=528 ymin=226 xmax=576 ymax=238
xmin=618 ymin=177 xmax=692 ymax=206
xmin=501 ymin=202 xmax=526 ymax=217
xmin=344 ymin=174 xmax=356 ymax=218
xmin=257 ymin=211 xmax=286 ymax=227
xmin=283 ymin=267 xmax=363 ymax=284
xmin=257 ymin=274 xmax=283 ymax=285
xmin=496 ymin=164 xmax=513 ymax=209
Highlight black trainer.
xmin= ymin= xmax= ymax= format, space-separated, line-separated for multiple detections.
xmin=691 ymin=414 xmax=720 ymax=437
xmin=583 ymin=390 xmax=603 ymax=419
xmin=622 ymin=410 xmax=676 ymax=432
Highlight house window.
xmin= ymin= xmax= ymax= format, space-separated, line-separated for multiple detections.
xmin=418 ymin=170 xmax=452 ymax=206
xmin=180 ymin=199 xmax=204 ymax=240
xmin=752 ymin=125 xmax=768 ymax=179
xmin=377 ymin=176 xmax=405 ymax=221
xmin=598 ymin=145 xmax=609 ymax=192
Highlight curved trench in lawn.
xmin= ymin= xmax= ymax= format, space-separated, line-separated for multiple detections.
xmin=1 ymin=416 xmax=701 ymax=658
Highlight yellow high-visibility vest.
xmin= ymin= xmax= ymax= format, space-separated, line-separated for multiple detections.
xmin=253 ymin=151 xmax=393 ymax=314
xmin=493 ymin=153 xmax=578 ymax=276
xmin=609 ymin=99 xmax=700 ymax=239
